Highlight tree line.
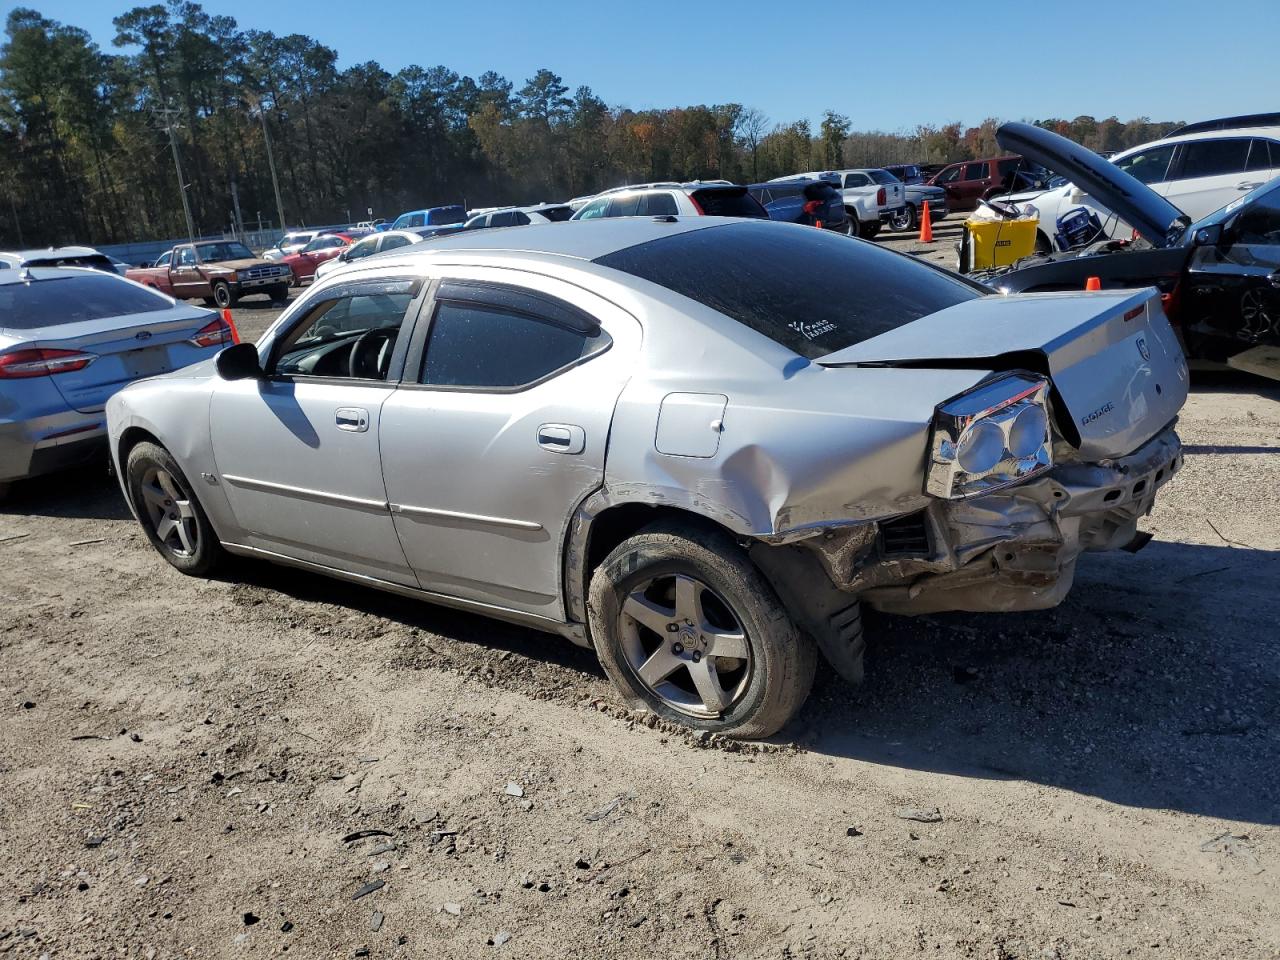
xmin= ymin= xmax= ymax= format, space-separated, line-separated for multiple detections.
xmin=0 ymin=3 xmax=1184 ymax=248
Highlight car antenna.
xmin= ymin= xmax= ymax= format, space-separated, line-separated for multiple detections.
xmin=19 ymin=267 xmax=34 ymax=283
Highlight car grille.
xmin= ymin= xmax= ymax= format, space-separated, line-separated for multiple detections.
xmin=879 ymin=512 xmax=931 ymax=557
xmin=239 ymin=266 xmax=287 ymax=280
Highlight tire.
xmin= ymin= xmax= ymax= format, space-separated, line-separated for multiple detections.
xmin=1034 ymin=230 xmax=1053 ymax=255
xmin=0 ymin=481 xmax=11 ymax=502
xmin=125 ymin=441 xmax=222 ymax=577
xmin=211 ymin=281 xmax=235 ymax=309
xmin=202 ymin=296 xmax=216 ymax=306
xmin=859 ymin=221 xmax=881 ymax=240
xmin=844 ymin=209 xmax=860 ymax=238
xmin=588 ymin=520 xmax=817 ymax=739
xmin=267 ymin=283 xmax=289 ymax=305
xmin=890 ymin=204 xmax=917 ymax=232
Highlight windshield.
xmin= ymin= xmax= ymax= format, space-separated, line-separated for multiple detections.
xmin=196 ymin=242 xmax=255 ymax=262
xmin=0 ymin=274 xmax=171 ymax=329
xmin=1188 ymin=177 xmax=1280 ymax=235
xmin=595 ymin=221 xmax=984 ymax=360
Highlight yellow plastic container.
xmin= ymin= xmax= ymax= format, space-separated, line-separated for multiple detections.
xmin=964 ymin=217 xmax=1040 ymax=269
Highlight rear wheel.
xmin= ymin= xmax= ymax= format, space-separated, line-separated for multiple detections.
xmin=211 ymin=281 xmax=235 ymax=309
xmin=125 ymin=441 xmax=222 ymax=577
xmin=844 ymin=209 xmax=860 ymax=238
xmin=890 ymin=204 xmax=917 ymax=232
xmin=859 ymin=221 xmax=881 ymax=240
xmin=588 ymin=521 xmax=816 ymax=739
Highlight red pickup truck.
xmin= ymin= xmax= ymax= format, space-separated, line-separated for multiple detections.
xmin=126 ymin=241 xmax=293 ymax=308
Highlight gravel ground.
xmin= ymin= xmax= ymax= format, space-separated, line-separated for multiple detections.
xmin=1 ymin=255 xmax=1277 ymax=959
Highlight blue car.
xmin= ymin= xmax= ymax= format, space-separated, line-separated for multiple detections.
xmin=391 ymin=205 xmax=468 ymax=237
xmin=747 ymin=179 xmax=849 ymax=234
xmin=0 ymin=268 xmax=232 ymax=498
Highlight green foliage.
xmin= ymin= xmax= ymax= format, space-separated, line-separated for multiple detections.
xmin=0 ymin=2 xmax=1186 ymax=246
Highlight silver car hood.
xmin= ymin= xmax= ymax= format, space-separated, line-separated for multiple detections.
xmin=995 ymin=122 xmax=1189 ymax=247
xmin=818 ymin=288 xmax=1188 ymax=460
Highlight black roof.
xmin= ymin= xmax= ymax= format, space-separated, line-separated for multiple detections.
xmin=1170 ymin=113 xmax=1280 ymax=136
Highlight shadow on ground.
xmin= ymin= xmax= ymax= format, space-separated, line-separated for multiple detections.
xmin=796 ymin=539 xmax=1280 ymax=826
xmin=0 ymin=464 xmax=126 ymax=521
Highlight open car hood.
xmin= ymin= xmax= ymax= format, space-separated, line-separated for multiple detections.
xmin=996 ymin=122 xmax=1189 ymax=248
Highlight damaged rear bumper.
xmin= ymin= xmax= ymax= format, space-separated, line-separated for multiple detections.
xmin=814 ymin=426 xmax=1183 ymax=615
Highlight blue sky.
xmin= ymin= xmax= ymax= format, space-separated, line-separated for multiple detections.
xmin=13 ymin=0 xmax=1278 ymax=130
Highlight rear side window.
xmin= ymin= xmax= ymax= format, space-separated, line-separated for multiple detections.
xmin=1245 ymin=139 xmax=1276 ymax=171
xmin=867 ymin=170 xmax=898 ymax=184
xmin=962 ymin=162 xmax=987 ymax=181
xmin=1176 ymin=139 xmax=1252 ymax=180
xmin=381 ymin=235 xmax=412 ymax=251
xmin=490 ymin=211 xmax=520 ymax=227
xmin=539 ymin=206 xmax=574 ymax=222
xmin=844 ymin=173 xmax=870 ymax=187
xmin=692 ymin=189 xmax=767 ymax=218
xmin=0 ymin=274 xmax=171 ymax=329
xmin=594 ymin=221 xmax=984 ymax=360
xmin=421 ymin=302 xmax=608 ymax=389
xmin=640 ymin=193 xmax=679 ymax=216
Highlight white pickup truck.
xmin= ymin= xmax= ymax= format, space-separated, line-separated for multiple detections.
xmin=783 ymin=168 xmax=907 ymax=239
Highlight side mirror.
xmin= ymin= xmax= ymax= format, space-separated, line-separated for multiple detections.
xmin=215 ymin=342 xmax=263 ymax=381
xmin=1192 ymin=223 xmax=1223 ymax=247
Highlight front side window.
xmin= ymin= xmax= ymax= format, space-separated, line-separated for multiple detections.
xmin=347 ymin=237 xmax=380 ymax=260
xmin=176 ymin=247 xmax=197 ymax=266
xmin=575 ymin=197 xmax=610 ymax=220
xmin=1176 ymin=139 xmax=1252 ymax=180
xmin=608 ymin=194 xmax=643 ymax=217
xmin=934 ymin=166 xmax=961 ymax=184
xmin=196 ymin=242 xmax=254 ymax=262
xmin=1115 ymin=144 xmax=1177 ymax=185
xmin=421 ymin=300 xmax=609 ymax=389
xmin=155 ymin=251 xmax=173 ymax=267
xmin=274 ymin=286 xmax=416 ymax=380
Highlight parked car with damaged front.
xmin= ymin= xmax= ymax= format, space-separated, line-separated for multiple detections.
xmin=105 ymin=218 xmax=1187 ymax=738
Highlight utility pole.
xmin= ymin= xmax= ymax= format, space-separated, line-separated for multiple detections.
xmin=246 ymin=91 xmax=287 ymax=233
xmin=155 ymin=107 xmax=196 ymax=243
xmin=230 ymin=179 xmax=245 ymax=242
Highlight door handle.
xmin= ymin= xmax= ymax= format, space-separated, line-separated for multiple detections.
xmin=537 ymin=423 xmax=585 ymax=455
xmin=335 ymin=407 xmax=370 ymax=432
xmin=1238 ymin=181 xmax=1264 ymax=191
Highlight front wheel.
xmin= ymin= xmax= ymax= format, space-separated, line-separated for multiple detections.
xmin=211 ymin=281 xmax=235 ymax=309
xmin=890 ymin=205 xmax=917 ymax=232
xmin=267 ymin=283 xmax=290 ymax=305
xmin=588 ymin=521 xmax=816 ymax=739
xmin=125 ymin=441 xmax=222 ymax=577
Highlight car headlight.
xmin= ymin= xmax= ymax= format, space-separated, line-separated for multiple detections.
xmin=926 ymin=374 xmax=1053 ymax=499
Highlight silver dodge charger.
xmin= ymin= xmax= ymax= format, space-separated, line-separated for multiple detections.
xmin=106 ymin=217 xmax=1187 ymax=738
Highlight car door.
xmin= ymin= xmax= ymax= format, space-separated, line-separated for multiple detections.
xmin=207 ymin=277 xmax=427 ymax=583
xmin=956 ymin=162 xmax=991 ymax=208
xmin=1160 ymin=137 xmax=1259 ymax=221
xmin=170 ymin=246 xmax=203 ymax=299
xmin=378 ymin=270 xmax=640 ymax=620
xmin=1184 ymin=184 xmax=1280 ymax=366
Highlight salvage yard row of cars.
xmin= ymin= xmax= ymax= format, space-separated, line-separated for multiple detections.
xmin=2 ymin=111 xmax=1277 ymax=738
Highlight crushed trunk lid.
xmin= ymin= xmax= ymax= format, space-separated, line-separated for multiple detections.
xmin=817 ymin=288 xmax=1188 ymax=460
xmin=995 ymin=121 xmax=1190 ymax=248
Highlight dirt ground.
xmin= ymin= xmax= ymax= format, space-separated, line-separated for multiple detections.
xmin=1 ymin=254 xmax=1278 ymax=960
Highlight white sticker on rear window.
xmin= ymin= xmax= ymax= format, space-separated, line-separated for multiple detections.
xmin=788 ymin=318 xmax=837 ymax=340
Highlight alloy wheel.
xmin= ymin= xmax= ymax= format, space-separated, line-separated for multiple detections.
xmin=618 ymin=573 xmax=752 ymax=718
xmin=138 ymin=466 xmax=201 ymax=558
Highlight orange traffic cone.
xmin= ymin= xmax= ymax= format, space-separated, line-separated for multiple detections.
xmin=1085 ymin=276 xmax=1102 ymax=291
xmin=918 ymin=201 xmax=933 ymax=243
xmin=815 ymin=220 xmax=823 ymax=230
xmin=221 ymin=307 xmax=241 ymax=344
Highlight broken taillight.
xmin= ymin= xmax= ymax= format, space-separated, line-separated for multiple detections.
xmin=188 ymin=317 xmax=236 ymax=348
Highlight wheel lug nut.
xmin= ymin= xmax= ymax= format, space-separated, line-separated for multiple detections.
xmin=672 ymin=642 xmax=684 ymax=655
xmin=666 ymin=623 xmax=679 ymax=633
xmin=691 ymin=651 xmax=702 ymax=663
